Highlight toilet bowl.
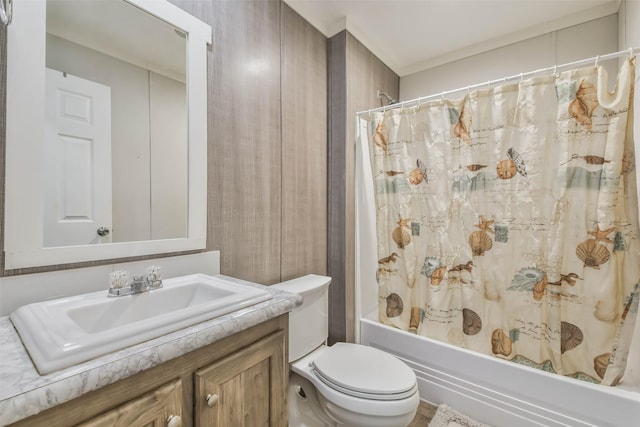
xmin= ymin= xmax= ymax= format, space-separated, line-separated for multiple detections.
xmin=273 ymin=275 xmax=419 ymax=427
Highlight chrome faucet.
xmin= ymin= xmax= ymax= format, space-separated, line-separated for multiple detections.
xmin=108 ymin=266 xmax=163 ymax=297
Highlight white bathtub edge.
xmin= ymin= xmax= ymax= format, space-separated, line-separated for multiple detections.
xmin=360 ymin=317 xmax=640 ymax=427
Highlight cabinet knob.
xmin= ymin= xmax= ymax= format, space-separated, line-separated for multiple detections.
xmin=166 ymin=415 xmax=182 ymax=427
xmin=206 ymin=393 xmax=219 ymax=407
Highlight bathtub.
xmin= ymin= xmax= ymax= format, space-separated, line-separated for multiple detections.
xmin=360 ymin=312 xmax=640 ymax=427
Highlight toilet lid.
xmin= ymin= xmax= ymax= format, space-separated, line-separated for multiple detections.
xmin=310 ymin=343 xmax=416 ymax=400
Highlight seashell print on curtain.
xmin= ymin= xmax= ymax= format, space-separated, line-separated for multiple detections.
xmin=367 ymin=57 xmax=640 ymax=386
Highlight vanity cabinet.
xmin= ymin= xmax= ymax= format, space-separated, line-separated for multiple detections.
xmin=194 ymin=331 xmax=286 ymax=426
xmin=76 ymin=379 xmax=183 ymax=427
xmin=9 ymin=316 xmax=288 ymax=427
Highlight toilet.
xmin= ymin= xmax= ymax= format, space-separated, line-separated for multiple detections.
xmin=273 ymin=275 xmax=420 ymax=427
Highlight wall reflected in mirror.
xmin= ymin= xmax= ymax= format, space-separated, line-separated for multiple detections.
xmin=44 ymin=0 xmax=188 ymax=247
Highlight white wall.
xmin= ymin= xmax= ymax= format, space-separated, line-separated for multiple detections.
xmin=149 ymin=72 xmax=188 ymax=239
xmin=400 ymin=14 xmax=619 ymax=100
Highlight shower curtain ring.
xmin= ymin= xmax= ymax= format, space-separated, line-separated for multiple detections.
xmin=595 ymin=55 xmax=600 ymax=66
xmin=628 ymin=47 xmax=634 ymax=59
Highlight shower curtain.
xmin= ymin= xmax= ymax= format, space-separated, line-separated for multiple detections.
xmin=366 ymin=57 xmax=640 ymax=385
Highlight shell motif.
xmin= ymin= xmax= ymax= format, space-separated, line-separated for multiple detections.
xmin=594 ymin=299 xmax=618 ymax=323
xmin=386 ymin=293 xmax=404 ymax=318
xmin=454 ymin=104 xmax=472 ymax=144
xmin=532 ymin=274 xmax=548 ymax=301
xmin=593 ymin=353 xmax=611 ymax=379
xmin=421 ymin=257 xmax=442 ymax=277
xmin=393 ymin=215 xmax=412 ymax=249
xmin=560 ymin=321 xmax=583 ymax=354
xmin=392 ymin=227 xmax=411 ymax=249
xmin=496 ymin=159 xmax=517 ymax=179
xmin=373 ymin=122 xmax=388 ymax=154
xmin=491 ymin=328 xmax=513 ymax=356
xmin=576 ymin=239 xmax=610 ymax=269
xmin=408 ymin=159 xmax=428 ymax=185
xmin=382 ymin=170 xmax=404 ymax=177
xmin=466 ymin=164 xmax=487 ymax=172
xmin=568 ymin=80 xmax=599 ymax=130
xmin=507 ymin=148 xmax=527 ymax=177
xmin=462 ymin=308 xmax=482 ymax=336
xmin=469 ymin=231 xmax=493 ymax=256
xmin=409 ymin=307 xmax=421 ymax=333
xmin=509 ymin=266 xmax=546 ymax=292
xmin=431 ymin=266 xmax=447 ymax=286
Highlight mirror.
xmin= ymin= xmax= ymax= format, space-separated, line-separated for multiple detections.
xmin=45 ymin=0 xmax=188 ymax=246
xmin=4 ymin=0 xmax=211 ymax=269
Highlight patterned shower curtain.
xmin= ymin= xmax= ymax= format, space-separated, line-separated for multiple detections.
xmin=366 ymin=57 xmax=640 ymax=385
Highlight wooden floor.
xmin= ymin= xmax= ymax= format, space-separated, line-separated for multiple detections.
xmin=408 ymin=401 xmax=439 ymax=426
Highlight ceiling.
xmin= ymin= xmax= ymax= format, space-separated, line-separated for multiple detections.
xmin=283 ymin=0 xmax=621 ymax=76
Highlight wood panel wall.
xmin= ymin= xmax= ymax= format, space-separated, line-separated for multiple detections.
xmin=280 ymin=4 xmax=327 ymax=280
xmin=327 ymin=31 xmax=399 ymax=343
xmin=0 ymin=1 xmax=328 ymax=287
xmin=188 ymin=0 xmax=284 ymax=285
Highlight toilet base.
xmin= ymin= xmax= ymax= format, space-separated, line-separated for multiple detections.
xmin=288 ymin=372 xmax=419 ymax=427
xmin=289 ymin=372 xmax=337 ymax=426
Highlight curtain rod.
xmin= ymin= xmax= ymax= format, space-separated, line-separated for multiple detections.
xmin=357 ymin=47 xmax=639 ymax=116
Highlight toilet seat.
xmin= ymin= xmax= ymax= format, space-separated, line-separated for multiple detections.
xmin=310 ymin=342 xmax=417 ymax=401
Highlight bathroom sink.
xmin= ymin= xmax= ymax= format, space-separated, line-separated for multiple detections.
xmin=9 ymin=274 xmax=272 ymax=374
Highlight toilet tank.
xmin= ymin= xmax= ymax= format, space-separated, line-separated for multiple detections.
xmin=272 ymin=274 xmax=331 ymax=362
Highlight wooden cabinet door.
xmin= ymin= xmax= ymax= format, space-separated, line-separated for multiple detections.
xmin=194 ymin=330 xmax=287 ymax=427
xmin=76 ymin=379 xmax=183 ymax=427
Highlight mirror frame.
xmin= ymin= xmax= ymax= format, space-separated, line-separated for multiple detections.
xmin=4 ymin=0 xmax=211 ymax=269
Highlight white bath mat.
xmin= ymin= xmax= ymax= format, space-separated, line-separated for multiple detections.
xmin=428 ymin=404 xmax=491 ymax=427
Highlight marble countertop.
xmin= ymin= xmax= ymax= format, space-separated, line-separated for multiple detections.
xmin=0 ymin=275 xmax=302 ymax=426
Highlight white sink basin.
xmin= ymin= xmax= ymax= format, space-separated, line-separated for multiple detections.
xmin=10 ymin=274 xmax=272 ymax=374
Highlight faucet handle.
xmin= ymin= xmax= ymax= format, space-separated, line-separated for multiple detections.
xmin=109 ymin=270 xmax=131 ymax=289
xmin=145 ymin=266 xmax=163 ymax=288
xmin=146 ymin=266 xmax=162 ymax=282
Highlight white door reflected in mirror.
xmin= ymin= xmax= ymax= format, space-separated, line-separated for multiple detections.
xmin=44 ymin=69 xmax=113 ymax=247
